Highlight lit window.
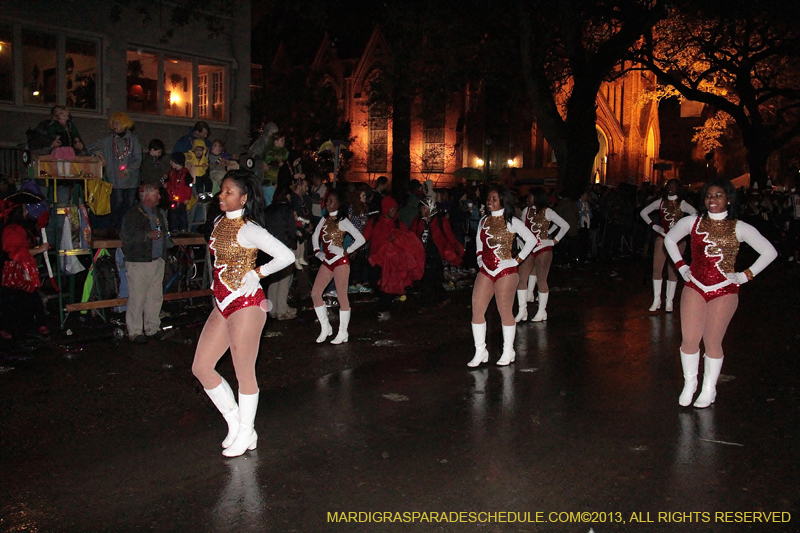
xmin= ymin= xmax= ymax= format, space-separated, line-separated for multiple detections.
xmin=199 ymin=63 xmax=226 ymax=121
xmin=22 ymin=30 xmax=57 ymax=105
xmin=66 ymin=39 xmax=97 ymax=110
xmin=126 ymin=50 xmax=158 ymax=114
xmin=368 ymin=102 xmax=388 ymax=173
xmin=164 ymin=57 xmax=193 ymax=118
xmin=422 ymin=110 xmax=445 ymax=173
xmin=0 ymin=24 xmax=12 ymax=102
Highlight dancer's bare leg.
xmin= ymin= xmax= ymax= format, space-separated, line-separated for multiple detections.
xmin=192 ymin=307 xmax=231 ymax=389
xmin=517 ymin=256 xmax=535 ymax=290
xmin=702 ymin=295 xmax=738 ymax=359
xmin=534 ymin=251 xmax=552 ymax=293
xmin=652 ymin=236 xmax=667 ymax=280
xmin=679 ymin=288 xmax=707 ymax=355
xmin=494 ymin=273 xmax=520 ymax=327
xmin=332 ymin=265 xmax=351 ymax=311
xmin=227 ymin=306 xmax=267 ymax=395
xmin=471 ymin=272 xmax=495 ymax=324
xmin=311 ymin=267 xmax=335 ymax=308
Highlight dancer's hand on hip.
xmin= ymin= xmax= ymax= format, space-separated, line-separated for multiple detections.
xmin=240 ymin=270 xmax=261 ymax=296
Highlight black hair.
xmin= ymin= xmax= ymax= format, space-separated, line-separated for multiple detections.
xmin=699 ymin=179 xmax=739 ymax=220
xmin=529 ymin=187 xmax=550 ymax=210
xmin=325 ymin=189 xmax=348 ymax=221
xmin=148 ymin=139 xmax=165 ymax=152
xmin=221 ymin=169 xmax=267 ymax=227
xmin=662 ymin=178 xmax=682 ymax=201
xmin=487 ymin=184 xmax=516 ymax=224
xmin=194 ymin=121 xmax=210 ymax=135
xmin=376 ymin=176 xmax=388 ymax=187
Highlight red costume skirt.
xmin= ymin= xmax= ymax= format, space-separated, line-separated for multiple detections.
xmin=479 ymin=266 xmax=518 ymax=282
xmin=322 ymin=255 xmax=350 ymax=272
xmin=216 ymin=290 xmax=268 ymax=319
xmin=685 ymin=281 xmax=738 ymax=303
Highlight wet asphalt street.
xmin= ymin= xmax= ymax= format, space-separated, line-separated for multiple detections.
xmin=1 ymin=256 xmax=799 ymax=533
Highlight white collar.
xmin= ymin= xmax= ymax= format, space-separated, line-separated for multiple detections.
xmin=708 ymin=211 xmax=728 ymax=220
xmin=667 ymin=195 xmax=678 ymax=201
xmin=328 ymin=211 xmax=338 ymax=217
xmin=226 ymin=209 xmax=244 ymax=219
xmin=491 ymin=209 xmax=505 ymax=216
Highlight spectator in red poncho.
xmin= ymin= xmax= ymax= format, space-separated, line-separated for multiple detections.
xmin=1 ymin=203 xmax=50 ymax=342
xmin=363 ymin=196 xmax=423 ymax=321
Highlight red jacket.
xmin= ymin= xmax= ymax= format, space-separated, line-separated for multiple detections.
xmin=166 ymin=167 xmax=193 ymax=204
xmin=409 ymin=214 xmax=464 ymax=267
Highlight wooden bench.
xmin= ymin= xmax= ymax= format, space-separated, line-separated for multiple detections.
xmin=65 ymin=289 xmax=213 ymax=312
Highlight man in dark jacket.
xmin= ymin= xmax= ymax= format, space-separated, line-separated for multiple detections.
xmin=120 ymin=184 xmax=172 ymax=343
xmin=263 ymin=192 xmax=297 ymax=320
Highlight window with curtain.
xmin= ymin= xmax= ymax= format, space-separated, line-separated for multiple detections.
xmin=199 ymin=63 xmax=226 ymax=121
xmin=0 ymin=25 xmax=12 ymax=102
xmin=66 ymin=38 xmax=97 ymax=110
xmin=164 ymin=57 xmax=193 ymax=118
xmin=422 ymin=110 xmax=445 ymax=173
xmin=22 ymin=29 xmax=57 ymax=105
xmin=368 ymin=102 xmax=388 ymax=172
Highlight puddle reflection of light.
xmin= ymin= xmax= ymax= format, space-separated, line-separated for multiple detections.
xmin=212 ymin=452 xmax=265 ymax=530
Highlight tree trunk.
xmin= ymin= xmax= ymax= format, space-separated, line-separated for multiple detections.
xmin=741 ymin=125 xmax=772 ymax=190
xmin=391 ymin=77 xmax=413 ymax=197
xmin=561 ymin=87 xmax=600 ymax=199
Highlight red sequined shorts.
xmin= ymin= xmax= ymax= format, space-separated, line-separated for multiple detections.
xmin=530 ymin=246 xmax=553 ymax=260
xmin=479 ymin=266 xmax=518 ymax=282
xmin=322 ymin=255 xmax=350 ymax=272
xmin=216 ymin=289 xmax=268 ymax=319
xmin=685 ymin=281 xmax=739 ymax=303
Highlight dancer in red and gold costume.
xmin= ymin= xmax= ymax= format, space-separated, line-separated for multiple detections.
xmin=665 ymin=179 xmax=776 ymax=408
xmin=640 ymin=179 xmax=697 ymax=312
xmin=468 ymin=186 xmax=537 ymax=367
xmin=192 ymin=170 xmax=294 ymax=457
xmin=515 ymin=187 xmax=570 ymax=323
xmin=311 ymin=190 xmax=365 ymax=344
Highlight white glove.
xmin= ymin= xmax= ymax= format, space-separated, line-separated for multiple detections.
xmin=678 ymin=265 xmax=691 ymax=282
xmin=240 ymin=269 xmax=261 ymax=296
xmin=315 ymin=250 xmax=326 ymax=261
xmin=652 ymin=225 xmax=666 ymax=237
xmin=726 ymin=272 xmax=749 ymax=285
xmin=541 ymin=239 xmax=554 ymax=247
xmin=328 ymin=244 xmax=344 ymax=256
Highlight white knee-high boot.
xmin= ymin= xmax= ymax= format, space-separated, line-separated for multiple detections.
xmin=496 ymin=324 xmax=516 ymax=366
xmin=204 ymin=377 xmax=239 ymax=448
xmin=514 ymin=290 xmax=528 ymax=323
xmin=314 ymin=305 xmax=332 ymax=343
xmin=526 ymin=275 xmax=537 ymax=302
xmin=532 ymin=292 xmax=548 ymax=322
xmin=678 ymin=349 xmax=700 ymax=406
xmin=331 ymin=309 xmax=350 ymax=344
xmin=222 ymin=391 xmax=259 ymax=457
xmin=665 ymin=280 xmax=678 ymax=312
xmin=649 ymin=279 xmax=663 ymax=311
xmin=694 ymin=356 xmax=723 ymax=408
xmin=467 ymin=322 xmax=489 ymax=367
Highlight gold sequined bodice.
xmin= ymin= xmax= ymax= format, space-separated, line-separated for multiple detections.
xmin=210 ymin=217 xmax=258 ymax=290
xmin=694 ymin=217 xmax=739 ymax=275
xmin=525 ymin=208 xmax=549 ymax=238
xmin=321 ymin=217 xmax=345 ymax=248
xmin=660 ymin=199 xmax=683 ymax=230
xmin=483 ymin=215 xmax=514 ymax=260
